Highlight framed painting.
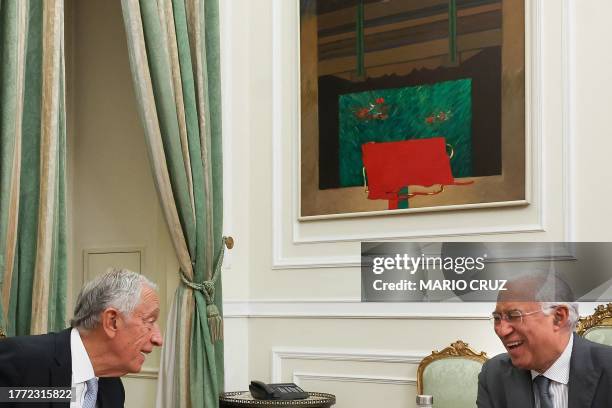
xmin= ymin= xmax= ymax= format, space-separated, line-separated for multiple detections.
xmin=299 ymin=0 xmax=527 ymax=219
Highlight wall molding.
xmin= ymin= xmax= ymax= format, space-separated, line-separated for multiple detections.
xmin=224 ymin=299 xmax=607 ymax=321
xmin=293 ymin=372 xmax=416 ymax=387
xmin=271 ymin=255 xmax=361 ymax=269
xmin=272 ymin=232 xmax=577 ymax=270
xmin=220 ymin=0 xmax=235 ymax=270
xmin=561 ymin=0 xmax=574 ymax=241
xmin=290 ymin=222 xmax=544 ymax=246
xmin=82 ymin=246 xmax=144 ymax=282
xmin=270 ymin=0 xmax=568 ymax=269
xmin=271 ymin=347 xmax=427 ymax=383
xmin=126 ymin=368 xmax=158 ymax=380
xmin=224 ymin=299 xmax=493 ymax=320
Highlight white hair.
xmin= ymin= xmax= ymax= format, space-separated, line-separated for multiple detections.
xmin=535 ymin=272 xmax=579 ymax=330
xmin=541 ymin=302 xmax=580 ymax=329
xmin=70 ymin=268 xmax=156 ymax=330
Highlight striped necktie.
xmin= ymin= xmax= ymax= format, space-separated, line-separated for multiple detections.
xmin=534 ymin=375 xmax=553 ymax=408
xmin=83 ymin=378 xmax=98 ymax=408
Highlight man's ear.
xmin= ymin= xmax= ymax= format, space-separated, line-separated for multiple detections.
xmin=553 ymin=306 xmax=570 ymax=329
xmin=101 ymin=308 xmax=120 ymax=338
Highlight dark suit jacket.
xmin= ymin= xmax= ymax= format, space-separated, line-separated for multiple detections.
xmin=0 ymin=328 xmax=124 ymax=408
xmin=477 ymin=334 xmax=612 ymax=408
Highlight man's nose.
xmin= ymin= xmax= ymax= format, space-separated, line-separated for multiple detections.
xmin=494 ymin=319 xmax=514 ymax=338
xmin=151 ymin=323 xmax=163 ymax=346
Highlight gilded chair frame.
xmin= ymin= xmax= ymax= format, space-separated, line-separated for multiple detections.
xmin=416 ymin=340 xmax=488 ymax=394
xmin=576 ymin=303 xmax=612 ymax=336
xmin=0 ymin=326 xmax=5 ymax=339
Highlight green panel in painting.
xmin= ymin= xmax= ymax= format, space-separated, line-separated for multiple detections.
xmin=338 ymin=79 xmax=472 ymax=188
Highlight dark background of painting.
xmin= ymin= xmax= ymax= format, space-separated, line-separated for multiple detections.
xmin=319 ymin=47 xmax=501 ymax=189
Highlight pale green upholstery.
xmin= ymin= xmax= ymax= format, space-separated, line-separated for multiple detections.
xmin=583 ymin=327 xmax=612 ymax=346
xmin=417 ymin=341 xmax=487 ymax=408
xmin=422 ymin=358 xmax=483 ymax=408
xmin=577 ymin=304 xmax=612 ymax=346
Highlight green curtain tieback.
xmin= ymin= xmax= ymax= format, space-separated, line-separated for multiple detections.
xmin=179 ymin=236 xmax=231 ymax=343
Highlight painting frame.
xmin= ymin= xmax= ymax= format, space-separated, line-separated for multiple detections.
xmin=298 ymin=0 xmax=530 ymax=220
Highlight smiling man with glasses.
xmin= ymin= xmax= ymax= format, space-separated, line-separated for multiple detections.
xmin=477 ymin=274 xmax=612 ymax=408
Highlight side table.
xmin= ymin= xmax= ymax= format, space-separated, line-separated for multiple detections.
xmin=219 ymin=391 xmax=336 ymax=408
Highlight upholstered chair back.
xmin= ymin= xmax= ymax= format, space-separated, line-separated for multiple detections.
xmin=577 ymin=303 xmax=612 ymax=346
xmin=417 ymin=340 xmax=488 ymax=408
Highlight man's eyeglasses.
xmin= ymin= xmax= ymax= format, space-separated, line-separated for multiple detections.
xmin=491 ymin=307 xmax=556 ymax=325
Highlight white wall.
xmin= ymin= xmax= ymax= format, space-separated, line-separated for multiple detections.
xmin=572 ymin=1 xmax=612 ymax=239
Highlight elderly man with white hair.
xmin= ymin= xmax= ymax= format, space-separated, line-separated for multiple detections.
xmin=0 ymin=268 xmax=163 ymax=408
xmin=477 ymin=273 xmax=612 ymax=408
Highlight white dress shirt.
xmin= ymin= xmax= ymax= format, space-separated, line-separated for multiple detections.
xmin=531 ymin=334 xmax=573 ymax=408
xmin=70 ymin=328 xmax=98 ymax=408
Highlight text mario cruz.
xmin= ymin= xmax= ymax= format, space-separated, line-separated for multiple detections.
xmin=372 ymin=279 xmax=508 ymax=292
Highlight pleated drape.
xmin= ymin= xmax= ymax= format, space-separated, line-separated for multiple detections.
xmin=0 ymin=0 xmax=67 ymax=336
xmin=120 ymin=0 xmax=224 ymax=406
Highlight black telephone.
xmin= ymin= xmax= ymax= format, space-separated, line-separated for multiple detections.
xmin=249 ymin=380 xmax=308 ymax=400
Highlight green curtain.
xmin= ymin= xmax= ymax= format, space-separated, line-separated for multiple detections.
xmin=121 ymin=0 xmax=224 ymax=407
xmin=0 ymin=0 xmax=67 ymax=337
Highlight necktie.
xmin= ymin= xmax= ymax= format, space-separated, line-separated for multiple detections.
xmin=83 ymin=378 xmax=98 ymax=408
xmin=534 ymin=375 xmax=553 ymax=408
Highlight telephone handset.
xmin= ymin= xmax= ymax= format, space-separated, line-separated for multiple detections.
xmin=249 ymin=380 xmax=308 ymax=400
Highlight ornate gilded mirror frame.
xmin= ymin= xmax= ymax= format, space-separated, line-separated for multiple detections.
xmin=416 ymin=340 xmax=488 ymax=394
xmin=576 ymin=303 xmax=612 ymax=336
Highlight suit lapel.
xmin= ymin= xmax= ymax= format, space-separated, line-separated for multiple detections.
xmin=98 ymin=378 xmax=110 ymax=408
xmin=49 ymin=329 xmax=72 ymax=408
xmin=97 ymin=377 xmax=123 ymax=408
xmin=47 ymin=329 xmax=124 ymax=407
xmin=50 ymin=329 xmax=72 ymax=387
xmin=505 ymin=364 xmax=535 ymax=408
xmin=568 ymin=334 xmax=601 ymax=408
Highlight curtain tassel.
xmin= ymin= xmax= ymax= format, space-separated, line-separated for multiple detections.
xmin=180 ymin=236 xmax=233 ymax=343
xmin=206 ymin=303 xmax=223 ymax=342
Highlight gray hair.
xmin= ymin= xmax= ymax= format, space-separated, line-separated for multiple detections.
xmin=535 ymin=273 xmax=579 ymax=330
xmin=500 ymin=271 xmax=579 ymax=330
xmin=541 ymin=302 xmax=579 ymax=330
xmin=70 ymin=268 xmax=157 ymax=330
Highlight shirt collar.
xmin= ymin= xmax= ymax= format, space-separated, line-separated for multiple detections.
xmin=70 ymin=327 xmax=97 ymax=384
xmin=530 ymin=333 xmax=573 ymax=384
